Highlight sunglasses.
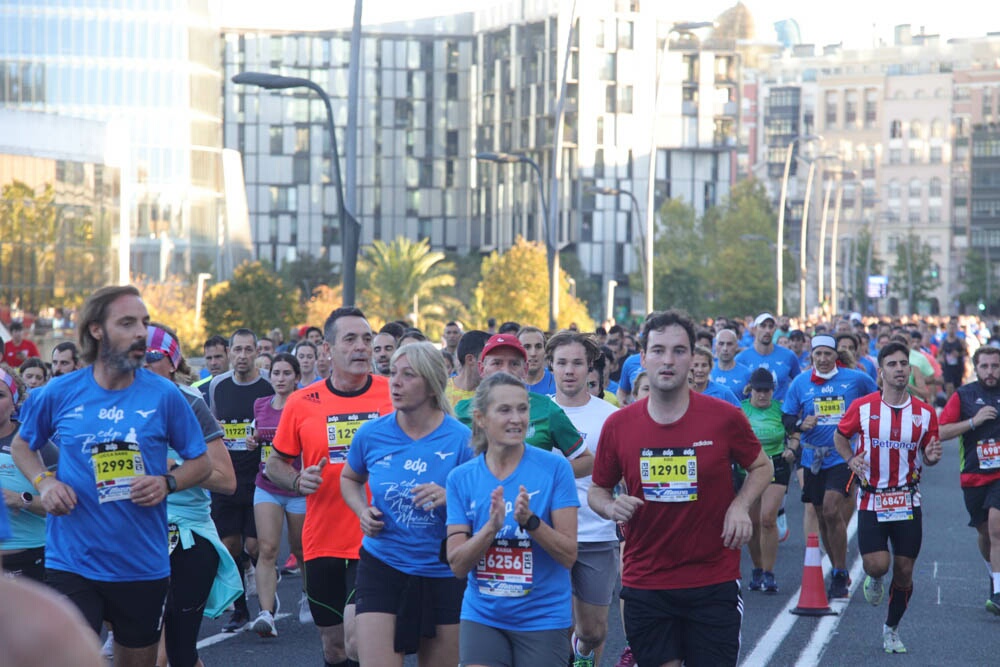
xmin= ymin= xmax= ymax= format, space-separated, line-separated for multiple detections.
xmin=145 ymin=350 xmax=166 ymax=364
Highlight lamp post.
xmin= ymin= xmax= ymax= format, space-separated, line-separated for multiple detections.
xmin=775 ymin=134 xmax=822 ymax=316
xmin=476 ymin=151 xmax=557 ymax=332
xmin=231 ymin=72 xmax=360 ymax=306
xmin=585 ymin=186 xmax=647 ymax=311
xmin=194 ymin=272 xmax=212 ymax=332
xmin=606 ymin=279 xmax=618 ymax=324
xmin=828 ymin=171 xmax=858 ymax=316
xmin=797 ymin=153 xmax=838 ymax=320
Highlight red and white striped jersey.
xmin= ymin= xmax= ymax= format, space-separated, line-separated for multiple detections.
xmin=837 ymin=392 xmax=939 ymax=511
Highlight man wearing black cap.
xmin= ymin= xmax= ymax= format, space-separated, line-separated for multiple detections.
xmin=782 ymin=334 xmax=878 ymax=599
xmin=735 ymin=313 xmax=801 ymax=401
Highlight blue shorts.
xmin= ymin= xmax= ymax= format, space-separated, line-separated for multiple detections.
xmin=253 ymin=485 xmax=307 ymax=514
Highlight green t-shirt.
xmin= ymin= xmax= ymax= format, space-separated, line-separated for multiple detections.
xmin=455 ymin=392 xmax=585 ymax=458
xmin=741 ymin=399 xmax=786 ymax=457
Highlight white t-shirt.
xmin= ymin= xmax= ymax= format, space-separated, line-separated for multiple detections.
xmin=552 ymin=394 xmax=619 ymax=543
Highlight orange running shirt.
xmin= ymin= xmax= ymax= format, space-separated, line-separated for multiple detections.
xmin=273 ymin=375 xmax=392 ymax=560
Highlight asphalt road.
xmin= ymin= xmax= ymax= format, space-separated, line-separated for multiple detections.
xmin=191 ymin=439 xmax=998 ymax=666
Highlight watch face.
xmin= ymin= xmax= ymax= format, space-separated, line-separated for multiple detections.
xmin=21 ymin=491 xmax=33 ymax=503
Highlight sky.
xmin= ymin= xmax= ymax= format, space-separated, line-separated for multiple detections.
xmin=216 ymin=0 xmax=1000 ymax=49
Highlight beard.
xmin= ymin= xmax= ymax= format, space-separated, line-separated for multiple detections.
xmin=100 ymin=338 xmax=145 ymax=374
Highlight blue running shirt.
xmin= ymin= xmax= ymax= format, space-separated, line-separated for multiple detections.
xmin=735 ymin=346 xmax=802 ymax=400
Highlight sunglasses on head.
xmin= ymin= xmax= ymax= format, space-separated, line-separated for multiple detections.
xmin=145 ymin=350 xmax=166 ymax=364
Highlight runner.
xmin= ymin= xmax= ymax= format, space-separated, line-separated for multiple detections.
xmin=371 ymin=332 xmax=396 ymax=377
xmin=341 ymin=342 xmax=472 ymax=666
xmin=518 ymin=326 xmax=556 ymax=394
xmin=547 ymin=331 xmax=619 ymax=667
xmin=2 ymin=321 xmax=39 ymax=369
xmin=711 ymin=328 xmax=751 ymax=397
xmin=937 ymin=317 xmax=968 ymax=400
xmin=735 ymin=313 xmax=801 ymax=400
xmin=11 ymin=285 xmax=211 ymax=667
xmin=689 ymin=345 xmax=741 ymax=407
xmin=782 ymin=334 xmax=877 ymax=598
xmin=267 ymin=307 xmax=392 ymax=667
xmin=192 ymin=335 xmax=229 ymax=401
xmin=442 ymin=320 xmax=463 ymax=367
xmin=938 ymin=344 xmax=1000 ymax=614
xmin=589 ymin=310 xmax=771 ymax=667
xmin=295 ymin=341 xmax=324 ymax=386
xmin=446 ymin=372 xmax=579 ymax=666
xmin=17 ymin=358 xmax=48 ymax=391
xmin=834 ymin=341 xmax=941 ymax=653
xmin=51 ymin=341 xmax=82 ymax=377
xmin=248 ymin=352 xmax=310 ymax=636
xmin=446 ymin=330 xmax=490 ymax=407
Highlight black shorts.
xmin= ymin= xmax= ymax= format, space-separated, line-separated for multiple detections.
xmin=770 ymin=454 xmax=791 ymax=487
xmin=962 ymin=479 xmax=1000 ymax=527
xmin=354 ymin=547 xmax=465 ymax=654
xmin=211 ymin=485 xmax=257 ymax=540
xmin=46 ymin=569 xmax=169 ymax=648
xmin=857 ymin=507 xmax=923 ymax=559
xmin=943 ymin=367 xmax=964 ymax=387
xmin=304 ymin=556 xmax=359 ymax=627
xmin=801 ymin=463 xmax=852 ymax=506
xmin=1 ymin=546 xmax=45 ymax=582
xmin=622 ymin=581 xmax=742 ymax=667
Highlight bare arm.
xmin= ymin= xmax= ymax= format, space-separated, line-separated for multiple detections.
xmin=833 ymin=430 xmax=855 ymax=464
xmin=341 ymin=463 xmax=384 ymax=537
xmin=174 ymin=437 xmax=235 ymax=495
xmin=940 ymin=404 xmax=997 ymax=441
xmin=569 ymin=448 xmax=594 ymax=478
xmin=130 ymin=451 xmax=212 ymax=507
xmin=512 ymin=484 xmax=577 ymax=569
xmin=12 ymin=434 xmax=77 ymax=515
xmin=722 ymin=449 xmax=773 ymax=549
xmin=588 ymin=483 xmax=644 ymax=522
xmin=447 ymin=485 xmax=505 ymax=578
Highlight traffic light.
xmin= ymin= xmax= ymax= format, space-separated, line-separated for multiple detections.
xmin=930 ymin=263 xmax=939 ymax=279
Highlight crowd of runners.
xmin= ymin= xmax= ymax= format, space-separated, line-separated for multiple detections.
xmin=3 ymin=288 xmax=1000 ymax=666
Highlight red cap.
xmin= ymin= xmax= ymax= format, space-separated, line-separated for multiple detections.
xmin=480 ymin=334 xmax=527 ymax=362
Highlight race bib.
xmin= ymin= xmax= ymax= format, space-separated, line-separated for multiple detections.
xmin=813 ymin=396 xmax=846 ymax=424
xmin=168 ymin=523 xmax=180 ymax=555
xmin=222 ymin=422 xmax=250 ymax=451
xmin=873 ymin=490 xmax=913 ymax=522
xmin=91 ymin=441 xmax=146 ymax=504
xmin=977 ymin=440 xmax=1000 ymax=470
xmin=326 ymin=411 xmax=380 ymax=463
xmin=476 ymin=537 xmax=533 ymax=597
xmin=639 ymin=448 xmax=698 ymax=502
xmin=258 ymin=427 xmax=276 ymax=465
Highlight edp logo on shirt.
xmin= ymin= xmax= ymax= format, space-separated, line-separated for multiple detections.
xmin=98 ymin=406 xmax=125 ymax=424
xmin=404 ymin=458 xmax=428 ymax=475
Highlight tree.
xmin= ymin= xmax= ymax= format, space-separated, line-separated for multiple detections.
xmin=201 ymin=261 xmax=304 ymax=338
xmin=847 ymin=229 xmax=884 ymax=313
xmin=892 ymin=234 xmax=941 ymax=311
xmin=279 ymin=254 xmax=338 ymax=304
xmin=559 ymin=250 xmax=601 ymax=323
xmin=958 ymin=248 xmax=998 ymax=313
xmin=134 ymin=274 xmax=203 ymax=357
xmin=642 ymin=199 xmax=709 ymax=318
xmin=305 ymin=284 xmax=343 ymax=328
xmin=358 ymin=237 xmax=466 ymax=339
xmin=476 ymin=237 xmax=594 ymax=331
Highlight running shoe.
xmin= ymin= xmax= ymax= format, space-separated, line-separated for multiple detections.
xmin=748 ymin=567 xmax=764 ymax=591
xmin=100 ymin=631 xmax=115 ymax=658
xmin=252 ymin=610 xmax=277 ymax=638
xmin=280 ymin=553 xmax=300 ymax=576
xmin=571 ymin=633 xmax=595 ymax=667
xmin=614 ymin=645 xmax=636 ymax=667
xmin=244 ymin=563 xmax=257 ymax=597
xmin=863 ymin=575 xmax=885 ymax=606
xmin=222 ymin=608 xmax=250 ymax=633
xmin=882 ymin=624 xmax=907 ymax=654
xmin=299 ymin=593 xmax=314 ymax=624
xmin=828 ymin=569 xmax=850 ymax=599
xmin=776 ymin=510 xmax=790 ymax=542
xmin=987 ymin=592 xmax=1000 ymax=616
xmin=762 ymin=571 xmax=778 ymax=594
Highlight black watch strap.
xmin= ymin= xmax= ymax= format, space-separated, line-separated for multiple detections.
xmin=519 ymin=514 xmax=541 ymax=532
xmin=164 ymin=474 xmax=178 ymax=494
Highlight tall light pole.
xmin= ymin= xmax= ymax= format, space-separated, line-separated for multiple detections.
xmin=476 ymin=151 xmax=556 ymax=332
xmin=797 ymin=153 xmax=838 ymax=320
xmin=828 ymin=171 xmax=857 ymax=316
xmin=194 ymin=272 xmax=212 ymax=332
xmin=231 ymin=72 xmax=360 ymax=306
xmin=586 ymin=186 xmax=647 ymax=309
xmin=606 ymin=280 xmax=618 ymax=324
xmin=776 ymin=134 xmax=822 ymax=316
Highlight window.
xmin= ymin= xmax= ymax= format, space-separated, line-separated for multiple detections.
xmin=908 ymin=147 xmax=921 ymax=163
xmin=845 ymin=90 xmax=858 ymax=125
xmin=446 ymin=72 xmax=458 ymax=100
xmin=864 ymin=89 xmax=878 ymax=127
xmin=930 ymin=146 xmax=942 ymax=163
xmin=908 ymin=210 xmax=921 ymax=224
xmin=270 ymin=186 xmax=296 ymax=212
xmin=889 ymin=148 xmax=902 ymax=164
xmin=294 ymin=126 xmax=309 ymax=153
xmin=596 ymin=116 xmax=604 ymax=144
xmin=606 ymin=85 xmax=616 ymax=113
xmin=594 ymin=149 xmax=604 ymax=178
xmin=619 ymin=86 xmax=634 ymax=114
xmin=909 ymin=178 xmax=921 ymax=198
xmin=600 ymin=53 xmax=616 ymax=80
xmin=890 ymin=120 xmax=902 ymax=138
xmin=825 ymin=91 xmax=838 ymax=126
xmin=293 ymin=155 xmax=310 ymax=183
xmin=929 ymin=206 xmax=942 ymax=223
xmin=595 ymin=19 xmax=605 ymax=48
xmin=909 ymin=120 xmax=923 ymax=139
xmin=617 ymin=20 xmax=634 ymax=49
xmin=930 ymin=118 xmax=944 ymax=138
xmin=446 ymin=130 xmax=458 ymax=157
xmin=888 ymin=180 xmax=901 ymax=199
xmin=929 ymin=178 xmax=942 ymax=197
xmin=269 ymin=126 xmax=283 ymax=155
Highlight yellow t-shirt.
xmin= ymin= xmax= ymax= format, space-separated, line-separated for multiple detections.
xmin=446 ymin=379 xmax=476 ymax=408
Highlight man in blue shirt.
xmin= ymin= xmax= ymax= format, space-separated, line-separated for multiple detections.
xmin=735 ymin=313 xmax=802 ymax=401
xmin=782 ymin=334 xmax=877 ymax=599
xmin=711 ymin=328 xmax=752 ymax=398
xmin=12 ymin=285 xmax=211 ymax=667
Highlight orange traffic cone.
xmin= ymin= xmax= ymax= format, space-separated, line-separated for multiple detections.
xmin=790 ymin=532 xmax=838 ymax=616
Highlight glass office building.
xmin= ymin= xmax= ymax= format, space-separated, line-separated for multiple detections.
xmin=0 ymin=0 xmax=226 ymax=278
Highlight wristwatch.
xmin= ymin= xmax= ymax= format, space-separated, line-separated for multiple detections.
xmin=20 ymin=491 xmax=33 ymax=506
xmin=163 ymin=474 xmax=178 ymax=494
xmin=519 ymin=514 xmax=541 ymax=532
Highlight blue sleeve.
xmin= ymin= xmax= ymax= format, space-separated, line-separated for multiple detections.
xmin=16 ymin=388 xmax=53 ymax=451
xmin=862 ymin=372 xmax=878 ymax=394
xmin=168 ymin=388 xmax=208 ymax=461
xmin=722 ymin=387 xmax=741 ymax=408
xmin=550 ymin=455 xmax=580 ymax=511
xmin=787 ymin=350 xmax=801 ymax=378
xmin=346 ymin=419 xmax=373 ymax=476
xmin=782 ymin=380 xmax=802 ymax=417
xmin=446 ymin=465 xmax=471 ymax=526
xmin=618 ymin=357 xmax=636 ymax=394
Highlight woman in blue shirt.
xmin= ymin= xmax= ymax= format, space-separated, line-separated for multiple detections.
xmin=341 ymin=341 xmax=473 ymax=666
xmin=446 ymin=372 xmax=579 ymax=667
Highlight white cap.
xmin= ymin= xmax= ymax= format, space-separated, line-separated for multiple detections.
xmin=850 ymin=311 xmax=863 ymax=323
xmin=811 ymin=334 xmax=837 ymax=351
xmin=753 ymin=312 xmax=776 ymax=328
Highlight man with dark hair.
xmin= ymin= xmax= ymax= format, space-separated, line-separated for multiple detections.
xmin=939 ymin=344 xmax=1000 ymax=614
xmin=256 ymin=337 xmax=275 ymax=357
xmin=266 ymin=306 xmax=392 ymax=667
xmin=304 ymin=327 xmax=324 ymax=347
xmin=3 ymin=321 xmax=39 ymax=368
xmin=442 ymin=321 xmax=462 ymax=359
xmin=12 ymin=285 xmax=211 ymax=667
xmin=192 ymin=335 xmax=229 ymax=401
xmin=788 ymin=329 xmax=810 ymax=372
xmin=938 ymin=317 xmax=968 ymax=400
xmin=518 ymin=326 xmax=556 ymax=394
xmin=486 ymin=317 xmax=497 ymax=334
xmin=589 ymin=309 xmax=771 ymax=667
xmin=378 ymin=321 xmax=405 ymax=341
xmin=735 ymin=313 xmax=801 ymax=401
xmin=208 ymin=327 xmax=275 ymax=632
xmin=370 ymin=332 xmax=396 ymax=377
xmin=51 ymin=341 xmax=81 ymax=377
xmin=446 ymin=330 xmax=490 ymax=406
xmin=497 ymin=321 xmax=520 ymax=335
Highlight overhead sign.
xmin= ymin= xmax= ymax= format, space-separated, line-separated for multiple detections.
xmin=867 ymin=275 xmax=889 ymax=299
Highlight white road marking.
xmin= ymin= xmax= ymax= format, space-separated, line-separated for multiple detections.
xmin=934 ymin=560 xmax=939 ymax=578
xmin=741 ymin=514 xmax=858 ymax=667
xmin=793 ymin=555 xmax=865 ymax=667
xmin=196 ymin=613 xmax=292 ymax=649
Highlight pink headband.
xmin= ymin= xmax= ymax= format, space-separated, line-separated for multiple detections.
xmin=0 ymin=367 xmax=19 ymax=405
xmin=147 ymin=326 xmax=182 ymax=369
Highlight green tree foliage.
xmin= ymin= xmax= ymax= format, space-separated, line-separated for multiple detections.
xmin=201 ymin=261 xmax=304 ymax=338
xmin=279 ymin=254 xmax=338 ymax=304
xmin=358 ymin=237 xmax=466 ymax=339
xmin=892 ymin=234 xmax=941 ymax=309
xmin=443 ymin=249 xmax=486 ymax=327
xmin=476 ymin=237 xmax=594 ymax=331
xmin=134 ymin=274 xmax=203 ymax=358
xmin=958 ymin=248 xmax=997 ymax=312
xmin=646 ymin=199 xmax=708 ymax=317
xmin=848 ymin=229 xmax=884 ymax=312
xmin=559 ymin=250 xmax=603 ymax=323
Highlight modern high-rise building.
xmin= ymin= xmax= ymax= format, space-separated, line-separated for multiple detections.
xmin=0 ymin=0 xmax=235 ymax=281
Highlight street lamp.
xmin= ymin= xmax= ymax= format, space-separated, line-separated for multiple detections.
xmin=476 ymin=151 xmax=557 ymax=332
xmin=796 ymin=153 xmax=838 ymax=320
xmin=194 ymin=272 xmax=212 ymax=332
xmin=585 ymin=186 xmax=648 ymax=312
xmin=776 ymin=134 xmax=823 ymax=316
xmin=829 ymin=171 xmax=859 ymax=316
xmin=231 ymin=72 xmax=360 ymax=306
xmin=606 ymin=279 xmax=618 ymax=324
